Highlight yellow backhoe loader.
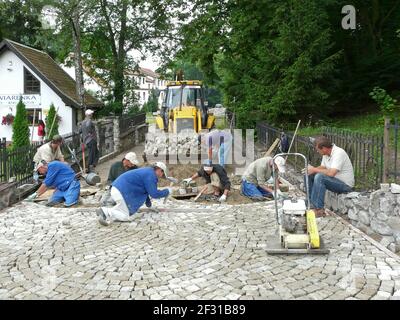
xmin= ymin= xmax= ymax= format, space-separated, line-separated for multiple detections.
xmin=155 ymin=80 xmax=215 ymax=133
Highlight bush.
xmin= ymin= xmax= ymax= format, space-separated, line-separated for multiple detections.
xmin=12 ymin=99 xmax=30 ymax=148
xmin=45 ymin=103 xmax=59 ymax=140
xmin=369 ymin=87 xmax=399 ymax=117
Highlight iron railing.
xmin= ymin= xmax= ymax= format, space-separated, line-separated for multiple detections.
xmin=119 ymin=113 xmax=146 ymax=135
xmin=256 ymin=122 xmax=384 ymax=191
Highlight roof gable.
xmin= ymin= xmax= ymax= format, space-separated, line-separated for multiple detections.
xmin=0 ymin=39 xmax=103 ymax=109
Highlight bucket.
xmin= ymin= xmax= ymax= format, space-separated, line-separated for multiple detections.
xmin=85 ymin=172 xmax=101 ymax=186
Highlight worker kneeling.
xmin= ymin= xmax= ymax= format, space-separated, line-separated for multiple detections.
xmin=241 ymin=156 xmax=286 ymax=200
xmin=27 ymin=161 xmax=81 ymax=207
xmin=97 ymin=162 xmax=171 ymax=226
xmin=183 ymin=163 xmax=231 ymax=202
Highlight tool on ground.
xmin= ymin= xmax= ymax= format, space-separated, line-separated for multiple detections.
xmin=163 ymin=176 xmax=178 ymax=204
xmin=265 ymin=152 xmax=329 ymax=255
xmin=193 ymin=185 xmax=208 ymax=202
xmin=66 ymin=143 xmax=100 ymax=186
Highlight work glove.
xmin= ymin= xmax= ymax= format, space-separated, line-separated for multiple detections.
xmin=219 ymin=194 xmax=227 ymax=203
xmin=26 ymin=192 xmax=38 ymax=202
xmin=183 ymin=178 xmax=192 ymax=185
xmin=275 ymin=189 xmax=288 ymax=200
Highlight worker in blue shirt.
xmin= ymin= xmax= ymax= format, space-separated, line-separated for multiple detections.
xmin=27 ymin=161 xmax=81 ymax=207
xmin=97 ymin=162 xmax=171 ymax=226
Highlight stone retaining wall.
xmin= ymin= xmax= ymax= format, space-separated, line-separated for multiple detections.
xmin=325 ymin=188 xmax=400 ymax=253
xmin=284 ymin=167 xmax=400 ymax=253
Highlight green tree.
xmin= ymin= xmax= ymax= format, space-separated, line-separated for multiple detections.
xmin=143 ymin=89 xmax=159 ymax=113
xmin=51 ymin=0 xmax=183 ymax=115
xmin=0 ymin=0 xmax=62 ymax=57
xmin=45 ymin=103 xmax=59 ymax=140
xmin=175 ymin=0 xmax=400 ymax=128
xmin=12 ymin=99 xmax=30 ymax=148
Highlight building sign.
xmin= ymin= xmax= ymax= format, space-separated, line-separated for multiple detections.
xmin=0 ymin=94 xmax=41 ymax=107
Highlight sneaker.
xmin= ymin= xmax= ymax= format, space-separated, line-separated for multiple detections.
xmin=97 ymin=208 xmax=110 ymax=226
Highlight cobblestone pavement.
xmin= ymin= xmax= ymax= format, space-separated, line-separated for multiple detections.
xmin=1 ymin=199 xmax=400 ymax=300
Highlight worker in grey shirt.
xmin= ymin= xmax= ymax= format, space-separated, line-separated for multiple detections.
xmin=241 ymin=156 xmax=286 ymax=200
xmin=80 ymin=109 xmax=99 ymax=173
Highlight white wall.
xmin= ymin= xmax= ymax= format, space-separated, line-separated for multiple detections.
xmin=0 ymin=50 xmax=74 ymax=142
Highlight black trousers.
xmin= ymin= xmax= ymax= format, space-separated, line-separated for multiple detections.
xmin=87 ymin=139 xmax=99 ymax=167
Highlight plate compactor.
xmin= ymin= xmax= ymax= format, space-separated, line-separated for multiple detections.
xmin=266 ymin=153 xmax=329 ymax=255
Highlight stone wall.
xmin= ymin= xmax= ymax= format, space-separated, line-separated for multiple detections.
xmin=284 ymin=167 xmax=400 ymax=254
xmin=325 ymin=187 xmax=400 ymax=253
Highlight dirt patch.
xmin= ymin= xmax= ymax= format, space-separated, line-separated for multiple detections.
xmin=158 ymin=164 xmax=263 ymax=205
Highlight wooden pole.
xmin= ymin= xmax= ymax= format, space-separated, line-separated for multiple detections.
xmin=383 ymin=117 xmax=390 ymax=183
xmin=286 ymin=120 xmax=301 ymax=155
xmin=264 ymin=138 xmax=280 ymax=157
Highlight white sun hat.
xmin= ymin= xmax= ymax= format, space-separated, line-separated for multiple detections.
xmin=124 ymin=152 xmax=139 ymax=165
xmin=153 ymin=161 xmax=168 ymax=177
xmin=274 ymin=156 xmax=286 ymax=173
xmin=85 ymin=109 xmax=94 ymax=116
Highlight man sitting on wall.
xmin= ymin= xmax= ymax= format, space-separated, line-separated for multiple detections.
xmin=306 ymin=136 xmax=354 ymax=217
xmin=26 ymin=161 xmax=81 ymax=207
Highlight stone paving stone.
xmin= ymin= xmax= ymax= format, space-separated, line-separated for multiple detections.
xmin=1 ymin=200 xmax=400 ymax=300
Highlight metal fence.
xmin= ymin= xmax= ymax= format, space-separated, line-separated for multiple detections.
xmin=1 ymin=113 xmax=148 ymax=187
xmin=256 ymin=122 xmax=384 ymax=191
xmin=119 ymin=113 xmax=146 ymax=135
xmin=0 ymin=138 xmax=42 ymax=186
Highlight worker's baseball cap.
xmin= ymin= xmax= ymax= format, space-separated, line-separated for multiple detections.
xmin=153 ymin=162 xmax=168 ymax=178
xmin=85 ymin=109 xmax=94 ymax=116
xmin=35 ymin=160 xmax=48 ymax=172
xmin=274 ymin=156 xmax=286 ymax=173
xmin=124 ymin=152 xmax=139 ymax=165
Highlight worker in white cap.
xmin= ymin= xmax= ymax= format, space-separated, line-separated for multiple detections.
xmin=101 ymin=152 xmax=141 ymax=206
xmin=97 ymin=162 xmax=171 ymax=226
xmin=106 ymin=152 xmax=140 ymax=185
xmin=241 ymin=156 xmax=286 ymax=200
xmin=79 ymin=109 xmax=99 ymax=173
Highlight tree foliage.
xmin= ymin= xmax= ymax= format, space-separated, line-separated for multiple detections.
xmin=176 ymin=0 xmax=400 ymax=128
xmin=45 ymin=103 xmax=59 ymax=140
xmin=12 ymin=99 xmax=30 ymax=148
xmin=143 ymin=89 xmax=160 ymax=113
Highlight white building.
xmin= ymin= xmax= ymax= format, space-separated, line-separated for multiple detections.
xmin=0 ymin=39 xmax=103 ymax=143
xmin=63 ymin=63 xmax=168 ymax=110
xmin=126 ymin=67 xmax=168 ymax=108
